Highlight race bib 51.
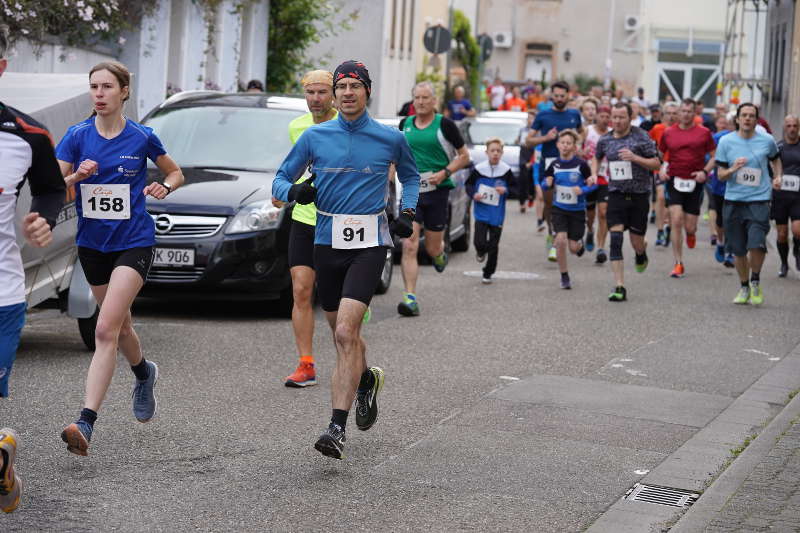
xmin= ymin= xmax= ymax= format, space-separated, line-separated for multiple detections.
xmin=419 ymin=171 xmax=436 ymax=193
xmin=477 ymin=184 xmax=500 ymax=206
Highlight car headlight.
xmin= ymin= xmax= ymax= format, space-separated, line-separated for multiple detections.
xmin=225 ymin=200 xmax=283 ymax=234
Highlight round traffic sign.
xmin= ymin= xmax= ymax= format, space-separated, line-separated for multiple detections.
xmin=423 ymin=25 xmax=451 ymax=55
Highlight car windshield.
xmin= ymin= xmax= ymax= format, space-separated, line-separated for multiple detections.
xmin=467 ymin=121 xmax=524 ymax=146
xmin=144 ymin=106 xmax=303 ymax=171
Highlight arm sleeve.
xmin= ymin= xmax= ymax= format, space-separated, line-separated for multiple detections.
xmin=579 ymin=161 xmax=597 ymax=194
xmin=532 ymin=115 xmax=543 ymax=133
xmin=27 ymin=133 xmax=66 ymax=228
xmin=768 ymin=138 xmax=780 ymax=160
xmin=463 ymin=100 xmax=473 ymax=111
xmin=146 ymin=130 xmax=168 ymax=163
xmin=594 ymin=138 xmax=606 ymax=161
xmin=398 ymin=117 xmax=407 ymax=131
xmin=705 ymin=131 xmax=716 ymax=154
xmin=541 ymin=163 xmax=555 ymax=190
xmin=640 ymin=136 xmax=658 ymax=158
xmin=465 ymin=168 xmax=479 ymax=197
xmin=394 ymin=134 xmax=420 ymax=211
xmin=715 ymin=138 xmax=729 ymax=166
xmin=502 ymin=170 xmax=514 ymax=193
xmin=440 ymin=117 xmax=465 ymax=149
xmin=658 ymin=129 xmax=668 ymax=154
xmin=272 ymin=133 xmax=313 ymax=202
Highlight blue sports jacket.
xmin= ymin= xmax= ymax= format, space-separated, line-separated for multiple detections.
xmin=273 ymin=111 xmax=420 ymax=246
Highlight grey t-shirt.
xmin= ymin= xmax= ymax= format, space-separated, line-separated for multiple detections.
xmin=595 ymin=126 xmax=658 ymax=194
xmin=777 ymin=139 xmax=800 ymax=199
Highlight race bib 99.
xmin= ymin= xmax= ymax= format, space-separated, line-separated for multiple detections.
xmin=419 ymin=171 xmax=436 ymax=193
xmin=781 ymin=174 xmax=800 ymax=192
xmin=735 ymin=167 xmax=761 ymax=187
xmin=609 ymin=160 xmax=632 ymax=181
xmin=80 ymin=184 xmax=131 ymax=220
xmin=477 ymin=184 xmax=500 ymax=206
xmin=556 ymin=185 xmax=578 ymax=205
xmin=332 ymin=214 xmax=379 ymax=249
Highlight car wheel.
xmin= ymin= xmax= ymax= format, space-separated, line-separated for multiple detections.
xmin=375 ymin=247 xmax=394 ymax=294
xmin=451 ymin=204 xmax=471 ymax=252
xmin=77 ymin=308 xmax=98 ymax=352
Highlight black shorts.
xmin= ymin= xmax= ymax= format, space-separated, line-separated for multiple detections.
xmin=606 ymin=191 xmax=650 ymax=236
xmin=771 ymin=193 xmax=800 ymax=225
xmin=710 ymin=194 xmax=726 ymax=227
xmin=596 ymin=184 xmax=609 ymax=204
xmin=585 ymin=189 xmax=598 ymax=209
xmin=551 ymin=207 xmax=586 ymax=241
xmin=78 ymin=246 xmax=154 ymax=286
xmin=288 ymin=220 xmax=315 ymax=269
xmin=313 ymin=245 xmax=387 ymax=312
xmin=415 ymin=188 xmax=449 ymax=232
xmin=665 ymin=178 xmax=703 ymax=215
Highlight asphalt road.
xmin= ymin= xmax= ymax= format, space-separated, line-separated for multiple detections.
xmin=3 ymin=202 xmax=800 ymax=532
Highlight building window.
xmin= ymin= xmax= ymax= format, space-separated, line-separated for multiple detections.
xmin=390 ymin=0 xmax=397 ymax=55
xmin=656 ymin=39 xmax=722 ymax=110
xmin=408 ymin=0 xmax=414 ymax=54
xmin=399 ymin=0 xmax=406 ymax=57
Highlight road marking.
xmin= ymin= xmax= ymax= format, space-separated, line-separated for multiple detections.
xmin=634 ymin=469 xmax=650 ymax=475
xmin=769 ymin=357 xmax=781 ymax=361
xmin=610 ymin=363 xmax=624 ymax=368
xmin=500 ymin=376 xmax=520 ymax=381
xmin=463 ymin=270 xmax=541 ymax=280
xmin=744 ymin=349 xmax=771 ymax=356
xmin=625 ymin=369 xmax=648 ymax=377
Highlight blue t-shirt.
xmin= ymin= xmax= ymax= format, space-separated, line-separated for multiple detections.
xmin=56 ymin=117 xmax=166 ymax=252
xmin=707 ymin=129 xmax=732 ymax=196
xmin=715 ymin=130 xmax=778 ymax=202
xmin=542 ymin=156 xmax=596 ymax=211
xmin=446 ymin=99 xmax=473 ymax=121
xmin=532 ymin=108 xmax=582 ymax=160
xmin=537 ymin=101 xmax=553 ymax=112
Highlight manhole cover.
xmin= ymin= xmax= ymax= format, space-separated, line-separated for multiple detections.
xmin=624 ymin=483 xmax=700 ymax=508
xmin=463 ymin=271 xmax=541 ymax=280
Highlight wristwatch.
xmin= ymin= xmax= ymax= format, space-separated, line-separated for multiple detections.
xmin=162 ymin=182 xmax=173 ymax=194
xmin=443 ymin=167 xmax=452 ymax=178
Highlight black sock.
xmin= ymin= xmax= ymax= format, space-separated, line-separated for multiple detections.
xmin=331 ymin=409 xmax=348 ymax=430
xmin=358 ymin=368 xmax=375 ymax=392
xmin=750 ymin=272 xmax=760 ymax=284
xmin=741 ymin=280 xmax=749 ymax=288
xmin=794 ymin=239 xmax=800 ymax=257
xmin=78 ymin=408 xmax=98 ymax=428
xmin=537 ymin=218 xmax=544 ymax=225
xmin=561 ymin=272 xmax=569 ymax=281
xmin=778 ymin=241 xmax=789 ymax=264
xmin=131 ymin=358 xmax=149 ymax=381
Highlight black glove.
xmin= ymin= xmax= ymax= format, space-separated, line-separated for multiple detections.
xmin=288 ymin=181 xmax=316 ymax=205
xmin=391 ymin=210 xmax=415 ymax=238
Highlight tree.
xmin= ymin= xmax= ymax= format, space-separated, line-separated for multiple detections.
xmin=267 ymin=0 xmax=359 ymax=93
xmin=450 ymin=9 xmax=481 ymax=104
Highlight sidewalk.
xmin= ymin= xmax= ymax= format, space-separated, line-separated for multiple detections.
xmin=671 ymin=391 xmax=800 ymax=532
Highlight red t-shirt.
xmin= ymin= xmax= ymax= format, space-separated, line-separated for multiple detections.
xmin=658 ymin=124 xmax=715 ymax=179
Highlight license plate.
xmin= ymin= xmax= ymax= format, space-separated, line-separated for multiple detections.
xmin=153 ymin=248 xmax=195 ymax=267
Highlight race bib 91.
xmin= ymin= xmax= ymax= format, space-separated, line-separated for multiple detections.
xmin=477 ymin=184 xmax=500 ymax=206
xmin=331 ymin=214 xmax=379 ymax=249
xmin=419 ymin=171 xmax=436 ymax=193
xmin=781 ymin=174 xmax=800 ymax=192
xmin=80 ymin=183 xmax=131 ymax=220
xmin=673 ymin=177 xmax=696 ymax=193
xmin=735 ymin=167 xmax=761 ymax=187
xmin=556 ymin=185 xmax=578 ymax=205
xmin=609 ymin=160 xmax=632 ymax=181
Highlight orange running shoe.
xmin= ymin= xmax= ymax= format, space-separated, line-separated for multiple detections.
xmin=686 ymin=233 xmax=696 ymax=249
xmin=284 ymin=361 xmax=317 ymax=388
xmin=0 ymin=428 xmax=21 ymax=513
xmin=670 ymin=262 xmax=685 ymax=278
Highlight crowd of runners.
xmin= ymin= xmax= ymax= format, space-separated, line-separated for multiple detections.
xmin=1 ymin=18 xmax=799 ymax=512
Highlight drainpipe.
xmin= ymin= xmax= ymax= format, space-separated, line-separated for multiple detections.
xmin=604 ymin=0 xmax=616 ymax=89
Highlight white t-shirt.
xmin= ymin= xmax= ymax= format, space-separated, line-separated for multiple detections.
xmin=490 ymin=85 xmax=507 ymax=109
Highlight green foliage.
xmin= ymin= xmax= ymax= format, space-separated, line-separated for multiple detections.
xmin=572 ymin=73 xmax=603 ymax=94
xmin=0 ymin=0 xmax=159 ymax=56
xmin=267 ymin=0 xmax=359 ymax=93
xmin=450 ymin=9 xmax=480 ymax=101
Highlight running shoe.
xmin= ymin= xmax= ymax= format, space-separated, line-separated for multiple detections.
xmin=663 ymin=226 xmax=671 ymax=246
xmin=528 ymin=199 xmax=534 ymax=208
xmin=284 ymin=361 xmax=317 ymax=388
xmin=519 ymin=205 xmax=526 ymax=214
xmin=537 ymin=220 xmax=546 ymax=232
xmin=355 ymin=367 xmax=384 ymax=431
xmin=476 ymin=251 xmax=486 ymax=263
xmin=132 ymin=360 xmax=158 ymax=423
xmin=656 ymin=230 xmax=665 ymax=247
xmin=576 ymin=242 xmax=585 ymax=257
xmin=560 ymin=277 xmax=571 ymax=290
xmin=650 ymin=211 xmax=656 ymax=224
xmin=595 ymin=249 xmax=607 ymax=264
xmin=60 ymin=421 xmax=92 ymax=457
xmin=397 ymin=293 xmax=419 ymax=317
xmin=733 ymin=286 xmax=750 ymax=305
xmin=481 ymin=276 xmax=492 ymax=284
xmin=548 ymin=247 xmax=557 ymax=262
xmin=432 ymin=251 xmax=448 ymax=273
xmin=0 ymin=428 xmax=21 ymax=513
xmin=779 ymin=263 xmax=789 ymax=278
xmin=670 ymin=262 xmax=685 ymax=278
xmin=362 ymin=306 xmax=372 ymax=324
xmin=749 ymin=284 xmax=764 ymax=305
xmin=635 ymin=252 xmax=649 ymax=273
xmin=686 ymin=233 xmax=696 ymax=249
xmin=724 ymin=254 xmax=735 ymax=268
xmin=545 ymin=233 xmax=554 ymax=250
xmin=714 ymin=245 xmax=725 ymax=263
xmin=314 ymin=423 xmax=345 ymax=460
xmin=608 ymin=286 xmax=627 ymax=302
xmin=702 ymin=211 xmax=710 ymax=221
xmin=585 ymin=232 xmax=595 ymax=252
xmin=710 ymin=234 xmax=717 ymax=246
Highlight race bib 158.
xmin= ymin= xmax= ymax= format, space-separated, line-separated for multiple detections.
xmin=80 ymin=183 xmax=131 ymax=220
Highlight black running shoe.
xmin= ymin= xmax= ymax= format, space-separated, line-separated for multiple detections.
xmin=595 ymin=249 xmax=607 ymax=264
xmin=779 ymin=263 xmax=789 ymax=278
xmin=355 ymin=367 xmax=384 ymax=431
xmin=314 ymin=423 xmax=346 ymax=460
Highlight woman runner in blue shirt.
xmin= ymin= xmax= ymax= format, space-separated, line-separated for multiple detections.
xmin=55 ymin=61 xmax=184 ymax=456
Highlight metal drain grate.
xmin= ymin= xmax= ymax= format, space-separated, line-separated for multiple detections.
xmin=624 ymin=483 xmax=700 ymax=508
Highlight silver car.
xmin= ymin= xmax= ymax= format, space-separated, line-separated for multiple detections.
xmin=463 ymin=116 xmax=526 ymax=186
